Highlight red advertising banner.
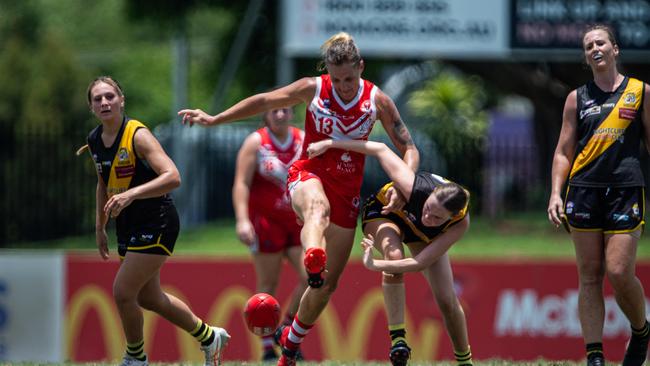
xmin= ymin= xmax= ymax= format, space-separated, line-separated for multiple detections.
xmin=65 ymin=255 xmax=650 ymax=363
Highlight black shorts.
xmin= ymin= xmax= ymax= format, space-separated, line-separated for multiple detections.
xmin=564 ymin=185 xmax=645 ymax=233
xmin=117 ymin=205 xmax=180 ymax=257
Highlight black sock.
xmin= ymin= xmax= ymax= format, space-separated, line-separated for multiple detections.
xmin=389 ymin=324 xmax=406 ymax=346
xmin=586 ymin=342 xmax=604 ymax=360
xmin=126 ymin=340 xmax=146 ymax=361
xmin=455 ymin=346 xmax=473 ymax=366
xmin=191 ymin=320 xmax=215 ymax=346
xmin=632 ymin=321 xmax=650 ymax=338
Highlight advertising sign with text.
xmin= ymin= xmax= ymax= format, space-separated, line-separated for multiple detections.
xmin=511 ymin=0 xmax=650 ymax=51
xmin=66 ymin=256 xmax=650 ymax=362
xmin=282 ymin=0 xmax=509 ymax=59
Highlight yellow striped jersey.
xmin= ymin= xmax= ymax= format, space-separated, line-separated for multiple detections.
xmin=87 ymin=117 xmax=173 ymax=234
xmin=570 ymin=77 xmax=645 ymax=187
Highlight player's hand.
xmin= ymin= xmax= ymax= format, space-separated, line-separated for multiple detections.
xmin=177 ymin=108 xmax=216 ymax=127
xmin=104 ymin=191 xmax=134 ymax=218
xmin=547 ymin=193 xmax=565 ymax=227
xmin=306 ymin=140 xmax=333 ymax=159
xmin=361 ymin=234 xmax=376 ymax=270
xmin=236 ymin=219 xmax=256 ymax=246
xmin=95 ymin=228 xmax=109 ymax=260
xmin=382 ymin=186 xmax=405 ymax=214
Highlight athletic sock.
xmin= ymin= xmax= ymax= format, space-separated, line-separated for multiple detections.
xmin=455 ymin=346 xmax=473 ymax=366
xmin=389 ymin=323 xmax=407 ymax=346
xmin=190 ymin=319 xmax=215 ymax=347
xmin=284 ymin=316 xmax=313 ymax=352
xmin=126 ymin=340 xmax=146 ymax=361
xmin=586 ymin=342 xmax=604 ymax=360
xmin=262 ymin=334 xmax=275 ymax=351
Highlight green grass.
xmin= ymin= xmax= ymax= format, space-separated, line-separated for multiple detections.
xmin=13 ymin=212 xmax=650 ymax=259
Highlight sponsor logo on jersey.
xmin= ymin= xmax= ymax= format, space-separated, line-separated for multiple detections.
xmin=624 ymin=92 xmax=636 ymax=106
xmin=117 ymin=148 xmax=130 ymax=164
xmin=361 ymin=100 xmax=372 ymax=113
xmin=565 ymin=201 xmax=574 ymax=214
xmin=592 ymin=127 xmax=625 ymax=143
xmin=579 ymin=105 xmax=601 ymax=119
xmin=341 ymin=152 xmax=352 ymax=163
xmin=619 ymin=108 xmax=637 ymax=120
xmin=584 ymin=99 xmax=595 ymax=106
xmin=612 ymin=213 xmax=629 ymax=222
xmin=602 ymin=103 xmax=615 ymax=108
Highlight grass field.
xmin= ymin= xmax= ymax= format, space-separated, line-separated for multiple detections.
xmin=6 ymin=361 xmax=588 ymax=366
xmin=18 ymin=212 xmax=650 ymax=260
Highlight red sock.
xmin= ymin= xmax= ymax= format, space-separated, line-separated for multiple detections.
xmin=284 ymin=316 xmax=313 ymax=351
xmin=261 ymin=334 xmax=274 ymax=351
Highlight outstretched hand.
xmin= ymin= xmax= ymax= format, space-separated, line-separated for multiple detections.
xmin=177 ymin=108 xmax=215 ymax=127
xmin=360 ymin=234 xmax=376 ymax=270
xmin=307 ymin=140 xmax=333 ymax=159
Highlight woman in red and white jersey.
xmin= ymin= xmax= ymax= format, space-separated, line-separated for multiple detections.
xmin=232 ymin=107 xmax=307 ymax=361
xmin=179 ymin=32 xmax=419 ymax=366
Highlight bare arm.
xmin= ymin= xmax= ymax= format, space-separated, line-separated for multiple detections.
xmin=642 ymin=84 xmax=650 ymax=154
xmin=307 ymin=139 xmax=415 ymax=197
xmin=178 ymin=78 xmax=316 ymax=127
xmin=104 ymin=128 xmax=181 ymax=218
xmin=375 ymin=90 xmax=419 ymax=171
xmin=232 ymin=133 xmax=260 ymax=246
xmin=95 ymin=175 xmax=109 ymax=260
xmin=548 ymin=90 xmax=578 ymax=226
xmin=362 ymin=216 xmax=469 ymax=273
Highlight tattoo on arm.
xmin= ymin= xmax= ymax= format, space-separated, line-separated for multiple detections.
xmin=393 ymin=119 xmax=414 ymax=146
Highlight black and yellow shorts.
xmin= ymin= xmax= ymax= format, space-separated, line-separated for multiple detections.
xmin=117 ymin=205 xmax=180 ymax=258
xmin=564 ymin=185 xmax=645 ymax=234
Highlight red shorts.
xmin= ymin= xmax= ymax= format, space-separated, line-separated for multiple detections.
xmin=250 ymin=211 xmax=302 ymax=254
xmin=287 ymin=165 xmax=360 ymax=229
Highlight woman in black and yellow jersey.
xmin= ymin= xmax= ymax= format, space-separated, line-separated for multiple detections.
xmin=306 ymin=139 xmax=472 ymax=366
xmin=548 ymin=25 xmax=650 ymax=366
xmin=83 ymin=76 xmax=230 ymax=366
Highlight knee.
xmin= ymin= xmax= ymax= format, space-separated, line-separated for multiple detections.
xmin=112 ymin=282 xmax=136 ymax=307
xmin=577 ymin=262 xmax=605 ymax=286
xmin=437 ymin=295 xmax=463 ymax=317
xmin=607 ymin=265 xmax=635 ymax=290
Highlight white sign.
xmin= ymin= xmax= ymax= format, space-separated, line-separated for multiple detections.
xmin=282 ymin=0 xmax=509 ymax=59
xmin=0 ymin=252 xmax=64 ymax=362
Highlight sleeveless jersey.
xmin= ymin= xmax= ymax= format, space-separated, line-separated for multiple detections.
xmin=87 ymin=118 xmax=173 ymax=235
xmin=292 ymin=74 xmax=378 ymax=196
xmin=249 ymin=126 xmax=302 ymax=217
xmin=570 ymin=77 xmax=645 ymax=187
xmin=376 ymin=172 xmax=468 ymax=243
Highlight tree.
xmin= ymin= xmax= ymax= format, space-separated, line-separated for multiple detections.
xmin=408 ymin=68 xmax=490 ymax=210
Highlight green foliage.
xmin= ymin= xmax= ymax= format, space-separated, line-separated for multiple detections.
xmin=408 ymin=70 xmax=489 ymax=157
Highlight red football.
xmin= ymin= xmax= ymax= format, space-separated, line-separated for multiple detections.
xmin=243 ymin=293 xmax=281 ymax=336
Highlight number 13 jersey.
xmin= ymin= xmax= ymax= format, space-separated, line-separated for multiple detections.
xmin=295 ymin=74 xmax=378 ymax=196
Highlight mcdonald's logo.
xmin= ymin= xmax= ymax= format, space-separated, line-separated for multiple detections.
xmin=65 ymin=283 xmax=442 ymax=361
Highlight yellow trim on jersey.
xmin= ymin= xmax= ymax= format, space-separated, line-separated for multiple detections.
xmin=107 ymin=119 xmax=147 ymax=197
xmin=570 ymin=78 xmax=643 ymax=178
xmin=375 ymin=182 xmax=467 ymax=243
